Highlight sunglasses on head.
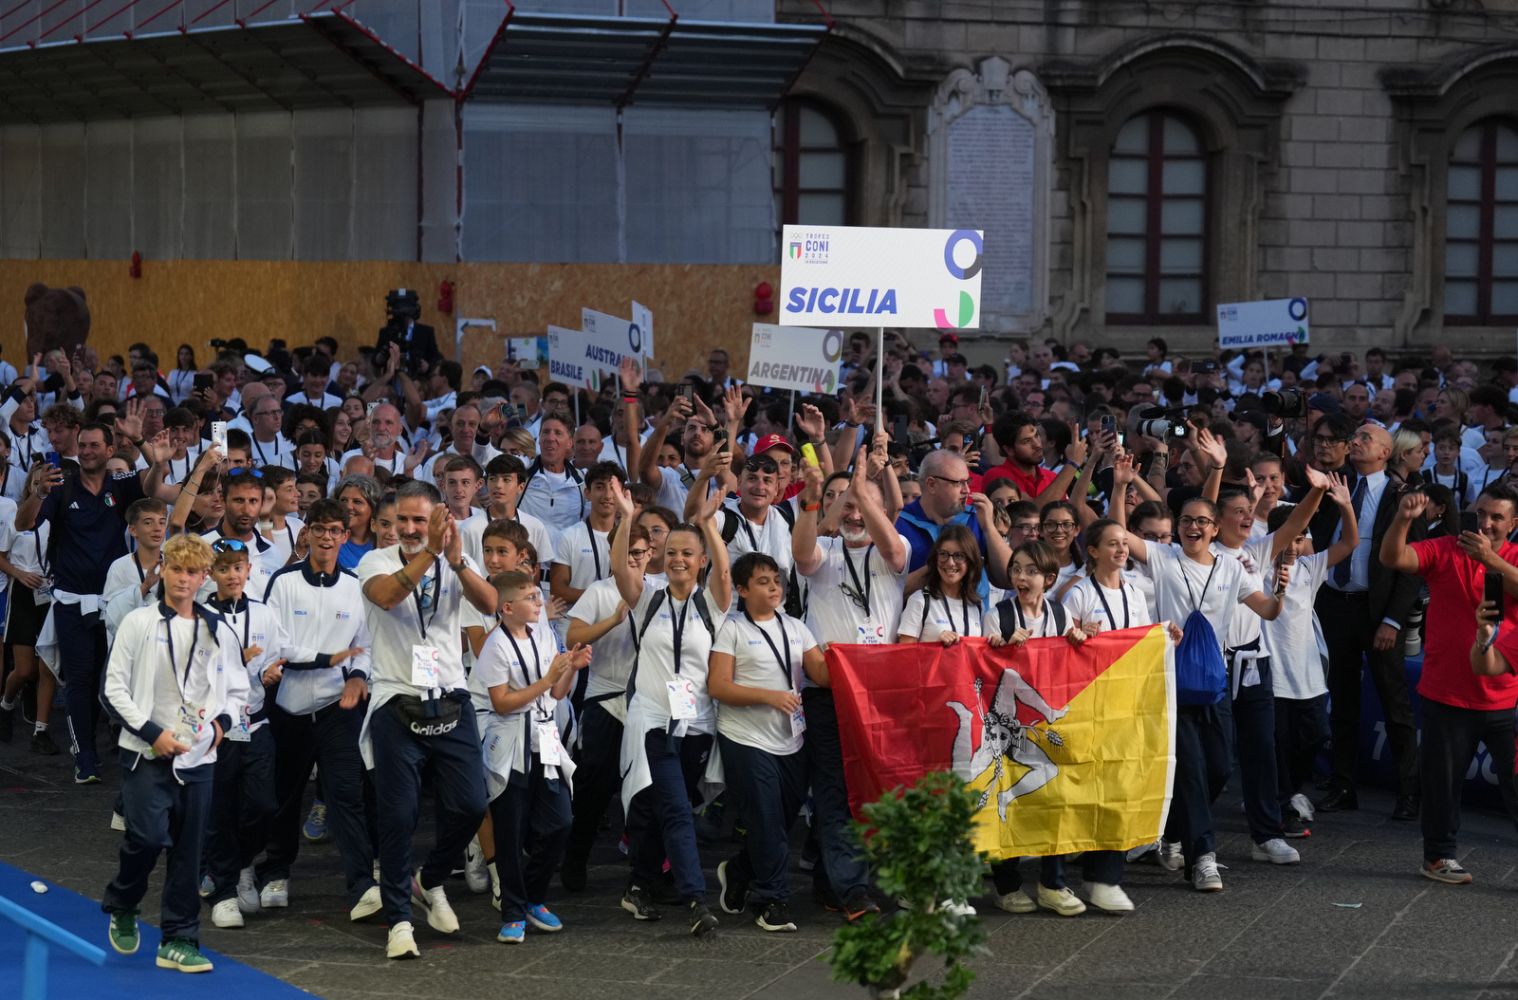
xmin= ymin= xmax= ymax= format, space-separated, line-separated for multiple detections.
xmin=212 ymin=539 xmax=248 ymax=554
xmin=226 ymin=467 xmax=264 ymax=479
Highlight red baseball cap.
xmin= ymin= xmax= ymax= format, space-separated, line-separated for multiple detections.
xmin=754 ymin=433 xmax=796 ymax=457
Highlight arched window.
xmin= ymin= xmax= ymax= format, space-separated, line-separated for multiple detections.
xmin=1105 ymin=111 xmax=1209 ymax=324
xmin=1445 ymin=118 xmax=1518 ymax=325
xmin=774 ymin=100 xmax=849 ymax=228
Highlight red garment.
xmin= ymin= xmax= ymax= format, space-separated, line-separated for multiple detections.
xmin=1409 ymin=536 xmax=1518 ymax=711
xmin=979 ymin=460 xmax=1059 ymax=501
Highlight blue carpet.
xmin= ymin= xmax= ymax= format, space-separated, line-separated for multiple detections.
xmin=0 ymin=860 xmax=310 ymax=995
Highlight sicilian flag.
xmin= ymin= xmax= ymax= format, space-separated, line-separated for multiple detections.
xmin=826 ymin=627 xmax=1175 ymax=858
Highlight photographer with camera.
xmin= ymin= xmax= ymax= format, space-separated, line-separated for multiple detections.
xmin=375 ymin=289 xmax=440 ymax=375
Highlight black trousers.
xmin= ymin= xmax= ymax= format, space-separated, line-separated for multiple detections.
xmin=564 ymin=698 xmax=623 ymax=866
xmin=1319 ymin=588 xmax=1419 ymax=797
xmin=206 ymin=725 xmax=276 ymax=906
xmin=102 ymin=754 xmax=213 ymax=942
xmin=1419 ymin=697 xmax=1518 ymax=862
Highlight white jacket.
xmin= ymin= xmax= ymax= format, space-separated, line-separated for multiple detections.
xmin=103 ymin=552 xmax=157 ymax=644
xmin=204 ymin=594 xmax=286 ymax=730
xmin=100 ymin=602 xmax=248 ymax=772
xmin=264 ymin=560 xmax=372 ymax=716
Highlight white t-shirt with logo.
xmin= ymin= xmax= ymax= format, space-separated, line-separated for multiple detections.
xmin=1062 ymin=575 xmax=1155 ymax=634
xmin=626 ymin=584 xmax=728 ymax=736
xmin=554 ymin=521 xmax=612 ymax=592
xmin=712 ymin=612 xmax=817 ymax=756
xmin=1263 ymin=550 xmax=1330 ymax=700
xmin=1145 ymin=544 xmax=1256 ymax=657
xmin=356 ymin=546 xmax=478 ymax=707
xmin=898 ymin=589 xmax=986 ymax=641
xmin=802 ymin=535 xmax=910 ymax=647
xmin=569 ymin=575 xmax=667 ymax=720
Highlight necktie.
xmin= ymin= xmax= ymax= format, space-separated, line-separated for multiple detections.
xmin=1332 ymin=477 xmax=1368 ymax=587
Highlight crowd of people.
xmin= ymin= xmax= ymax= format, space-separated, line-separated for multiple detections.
xmin=2 ymin=326 xmax=1516 ymax=974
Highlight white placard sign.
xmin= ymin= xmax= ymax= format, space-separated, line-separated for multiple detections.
xmin=779 ymin=225 xmax=985 ymax=330
xmin=581 ymin=308 xmax=643 ymax=366
xmin=1217 ymin=298 xmax=1310 ymax=348
xmin=745 ymin=324 xmax=843 ymax=395
xmin=545 ymin=325 xmax=593 ymax=389
xmin=631 ymin=300 xmax=654 ymax=360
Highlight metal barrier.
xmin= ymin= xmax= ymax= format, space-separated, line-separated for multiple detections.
xmin=0 ymin=893 xmax=108 ymax=1000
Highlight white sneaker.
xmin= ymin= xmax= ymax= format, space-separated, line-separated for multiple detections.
xmin=350 ymin=885 xmax=382 ymax=922
xmin=386 ymin=920 xmax=420 ymax=960
xmin=940 ymin=899 xmax=977 ymax=917
xmin=236 ymin=868 xmax=260 ymax=914
xmin=110 ymin=811 xmax=126 ymax=832
xmin=1036 ymin=885 xmax=1086 ymax=917
xmin=1087 ymin=882 xmax=1134 ymax=913
xmin=994 ymin=889 xmax=1036 ymax=914
xmin=489 ymin=861 xmax=501 ymax=913
xmin=1251 ymin=838 xmax=1301 ymax=865
xmin=1156 ymin=839 xmax=1184 ymax=872
xmin=1290 ymin=793 xmax=1316 ymax=823
xmin=1192 ymin=852 xmax=1223 ymax=892
xmin=1125 ymin=840 xmax=1157 ymax=863
xmin=259 ymin=878 xmax=289 ymax=908
xmin=464 ymin=840 xmax=489 ymax=894
xmin=211 ymin=898 xmax=244 ymax=928
xmin=411 ymin=869 xmax=460 ymax=934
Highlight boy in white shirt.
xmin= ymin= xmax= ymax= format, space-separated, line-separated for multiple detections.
xmin=1263 ymin=488 xmax=1358 ymax=834
xmin=470 ymin=570 xmax=590 ymax=944
xmin=709 ymin=552 xmax=826 ymax=933
xmin=103 ymin=499 xmax=167 ymax=644
xmin=203 ymin=540 xmax=286 ymax=929
xmin=99 ymin=533 xmax=247 ymax=973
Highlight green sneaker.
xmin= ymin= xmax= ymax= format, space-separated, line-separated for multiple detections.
xmin=155 ymin=937 xmax=214 ymax=973
xmin=107 ymin=910 xmax=139 ymax=955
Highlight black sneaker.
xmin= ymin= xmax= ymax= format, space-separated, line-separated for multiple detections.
xmin=717 ymin=860 xmax=748 ymax=915
xmin=841 ymin=887 xmax=881 ymax=924
xmin=688 ymin=900 xmax=719 ymax=938
xmin=755 ymin=900 xmax=797 ymax=933
xmin=620 ymin=885 xmax=662 ymax=921
xmin=1283 ymin=815 xmax=1311 ymax=839
xmin=31 ymin=731 xmax=59 ymax=756
xmin=0 ymin=705 xmax=13 ymax=743
xmin=812 ymin=882 xmax=843 ymax=911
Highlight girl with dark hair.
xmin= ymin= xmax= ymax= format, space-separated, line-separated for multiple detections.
xmin=898 ymin=525 xmax=984 ymax=644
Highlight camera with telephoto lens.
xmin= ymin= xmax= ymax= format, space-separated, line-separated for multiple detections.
xmin=1263 ymin=389 xmax=1306 ymax=419
xmin=1137 ymin=407 xmax=1190 ymax=443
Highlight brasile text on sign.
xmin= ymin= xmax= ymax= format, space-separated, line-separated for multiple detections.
xmin=1217 ymin=298 xmax=1311 ymax=349
xmin=779 ymin=225 xmax=985 ymax=330
xmin=746 ymin=324 xmax=844 ymax=395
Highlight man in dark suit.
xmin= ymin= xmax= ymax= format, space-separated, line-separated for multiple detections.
xmin=1316 ymin=423 xmax=1424 ymax=819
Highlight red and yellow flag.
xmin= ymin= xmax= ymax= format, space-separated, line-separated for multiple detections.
xmin=826 ymin=626 xmax=1175 ymax=858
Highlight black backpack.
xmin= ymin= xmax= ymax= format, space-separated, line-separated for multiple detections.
xmin=994 ymin=598 xmax=1066 ymax=641
xmin=624 ymin=587 xmax=718 ymax=703
xmin=719 ymin=505 xmax=804 ymax=619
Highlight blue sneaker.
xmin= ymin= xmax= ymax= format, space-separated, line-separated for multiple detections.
xmin=302 ymin=800 xmax=329 ymax=843
xmin=496 ymin=920 xmax=525 ymax=944
xmin=74 ymin=763 xmax=101 ymax=785
xmin=525 ymin=904 xmax=562 ymax=932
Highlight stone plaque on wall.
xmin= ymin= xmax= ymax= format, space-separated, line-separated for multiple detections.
xmin=929 ymin=57 xmax=1053 ymax=333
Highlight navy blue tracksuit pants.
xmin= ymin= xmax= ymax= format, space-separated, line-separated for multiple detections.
xmin=102 ymin=753 xmax=213 ymax=942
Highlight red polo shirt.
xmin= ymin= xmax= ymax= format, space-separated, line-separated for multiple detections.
xmin=1410 ymin=536 xmax=1518 ymax=711
xmin=977 ymin=460 xmax=1059 ymax=501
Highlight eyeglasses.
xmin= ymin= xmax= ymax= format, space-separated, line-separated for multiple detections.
xmin=1043 ymin=520 xmax=1077 ymax=531
xmin=1313 ymin=434 xmax=1347 ymax=445
xmin=307 ymin=524 xmax=345 ymax=537
xmin=936 ymin=551 xmax=969 ymax=565
xmin=212 ymin=539 xmax=248 ymax=553
xmin=1178 ymin=516 xmax=1216 ymax=528
xmin=628 ymin=547 xmax=651 ymax=559
xmin=226 ymin=468 xmax=264 ymax=479
xmin=927 ymin=474 xmax=971 ymax=492
xmin=840 ymin=582 xmax=869 ymax=612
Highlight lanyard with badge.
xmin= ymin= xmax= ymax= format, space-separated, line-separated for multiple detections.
xmin=164 ymin=613 xmax=209 ymax=751
xmin=745 ymin=612 xmax=805 ymax=736
xmin=665 ymin=594 xmax=700 ymax=723
xmin=409 ymin=559 xmax=445 ymax=696
xmin=586 ymin=527 xmax=605 ymax=582
xmin=842 ymin=543 xmax=884 ymax=644
xmin=222 ymin=601 xmax=256 ymax=741
xmin=1093 ymin=580 xmax=1130 ymax=631
xmin=504 ymin=625 xmax=563 ymax=766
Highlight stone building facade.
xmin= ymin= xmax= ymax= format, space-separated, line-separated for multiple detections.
xmin=777 ymin=0 xmax=1518 ymax=357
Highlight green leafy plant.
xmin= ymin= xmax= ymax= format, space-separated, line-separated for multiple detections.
xmin=827 ymin=771 xmax=987 ymax=1000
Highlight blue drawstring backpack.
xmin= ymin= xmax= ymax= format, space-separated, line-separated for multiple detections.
xmin=1174 ymin=558 xmax=1227 ymax=706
